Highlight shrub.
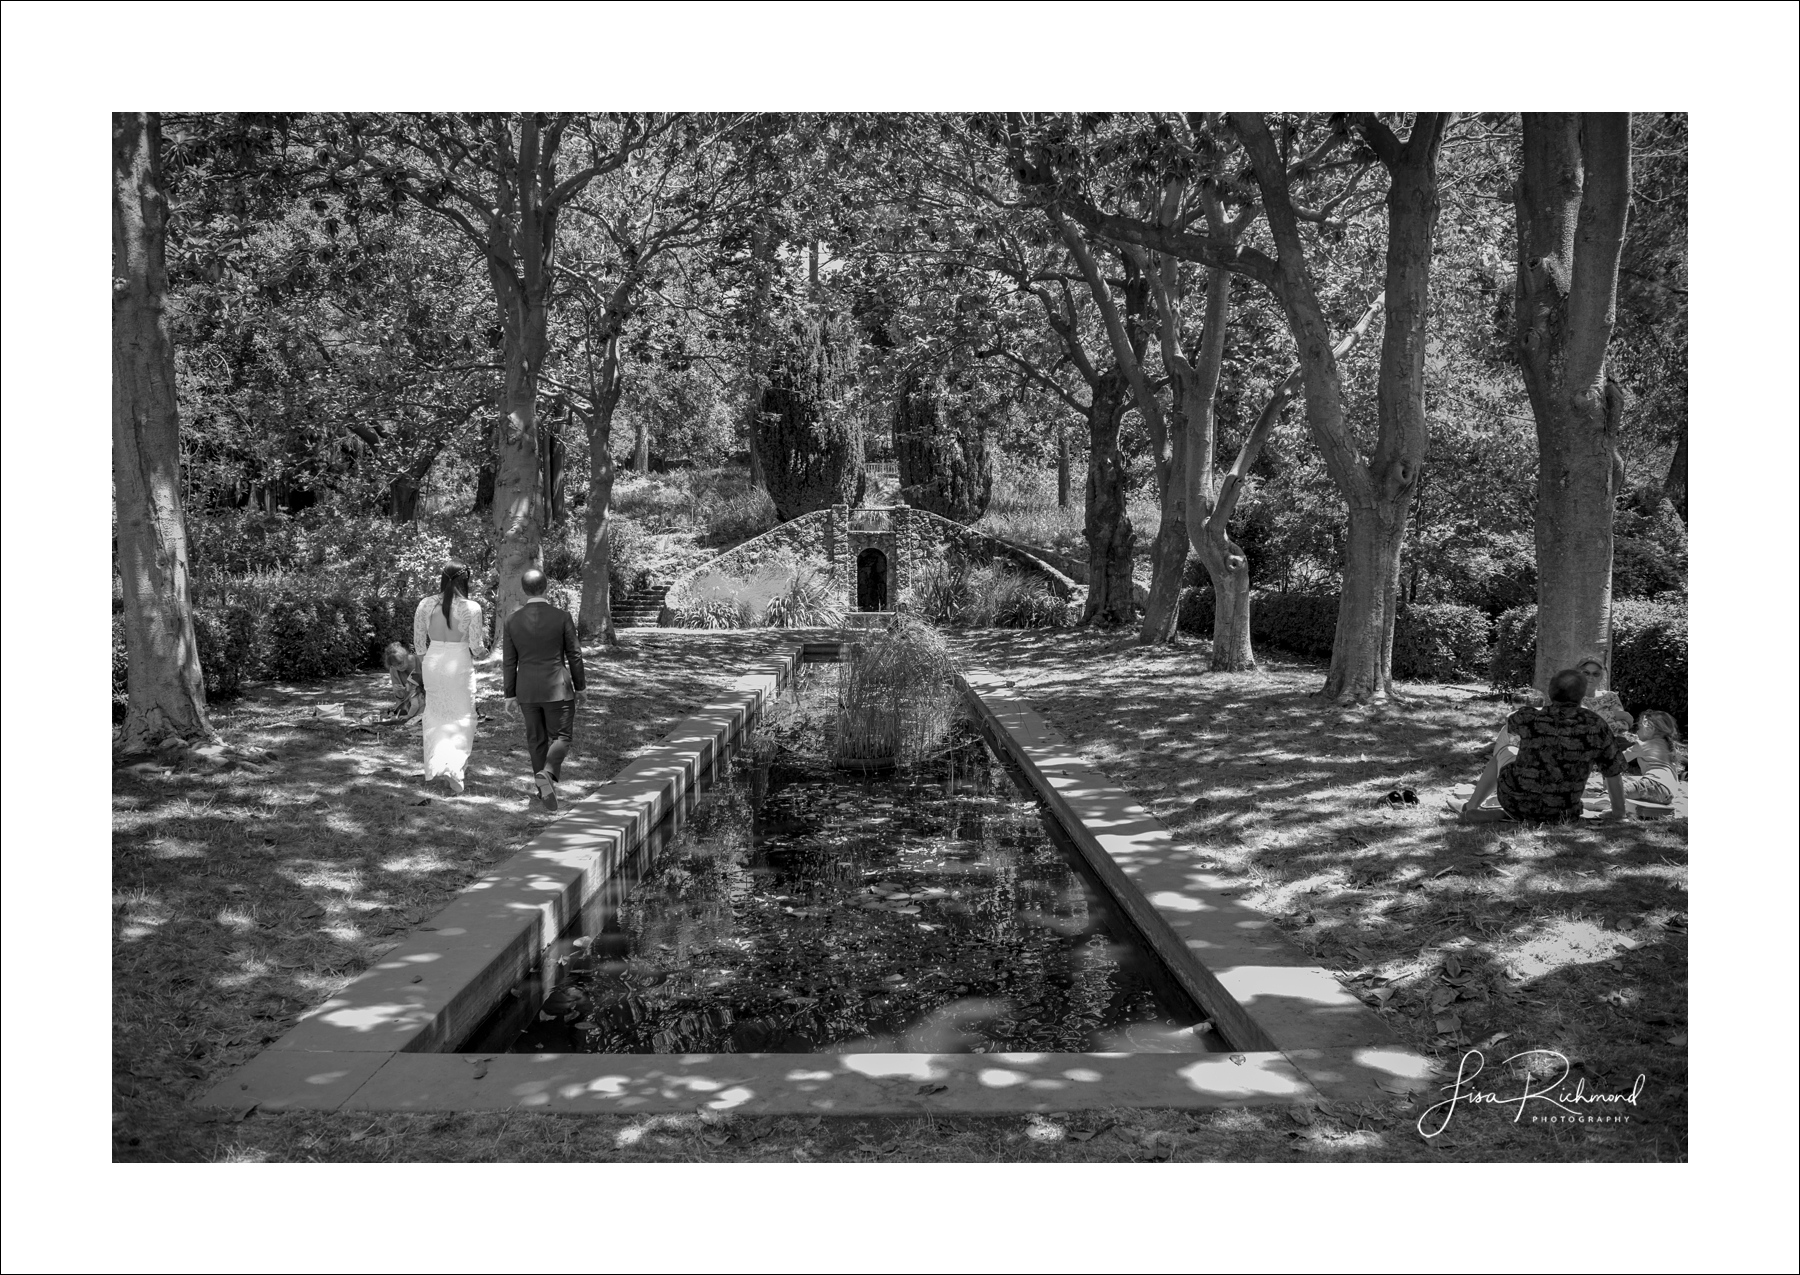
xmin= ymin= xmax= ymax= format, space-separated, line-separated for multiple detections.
xmin=112 ymin=598 xmax=261 ymax=718
xmin=1176 ymin=585 xmax=1215 ymax=636
xmin=606 ymin=518 xmax=655 ymax=603
xmin=1251 ymin=592 xmax=1340 ymax=661
xmin=112 ymin=614 xmax=128 ymax=722
xmin=1392 ymin=603 xmax=1493 ymax=681
xmin=764 ymin=568 xmax=846 ymax=628
xmin=904 ymin=557 xmax=964 ymax=624
xmin=1611 ymin=597 xmax=1687 ymax=727
xmin=1487 ymin=598 xmax=1687 ymax=727
xmin=541 ymin=526 xmax=585 ymax=583
xmin=961 ymin=562 xmax=1062 ymax=628
xmin=1612 ymin=501 xmax=1687 ymax=599
xmin=192 ymin=601 xmax=259 ymax=699
xmin=1489 ymin=605 xmax=1538 ymax=690
xmin=262 ymin=582 xmax=374 ymax=681
xmin=704 ymin=486 xmax=778 ymax=545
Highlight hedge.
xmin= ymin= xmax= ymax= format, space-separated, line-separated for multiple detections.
xmin=1487 ymin=597 xmax=1687 ymax=728
xmin=1177 ymin=588 xmax=1492 ymax=680
xmin=1612 ymin=597 xmax=1687 ymax=727
xmin=1392 ymin=603 xmax=1493 ymax=681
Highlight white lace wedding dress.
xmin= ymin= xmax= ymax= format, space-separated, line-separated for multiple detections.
xmin=413 ymin=595 xmax=488 ymax=788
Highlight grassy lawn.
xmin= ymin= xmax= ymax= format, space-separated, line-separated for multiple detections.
xmin=110 ymin=628 xmax=1685 ymax=1163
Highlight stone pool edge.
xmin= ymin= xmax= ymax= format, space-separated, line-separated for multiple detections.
xmin=957 ymin=669 xmax=1439 ymax=1105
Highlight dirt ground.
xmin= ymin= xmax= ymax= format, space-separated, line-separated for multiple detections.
xmin=111 ymin=628 xmax=1686 ymax=1163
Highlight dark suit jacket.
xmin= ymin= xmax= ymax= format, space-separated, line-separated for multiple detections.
xmin=503 ymin=600 xmax=585 ymax=703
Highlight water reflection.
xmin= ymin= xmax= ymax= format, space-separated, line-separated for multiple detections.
xmin=510 ymin=677 xmax=1211 ymax=1056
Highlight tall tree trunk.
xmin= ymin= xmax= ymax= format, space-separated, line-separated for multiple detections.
xmin=1233 ymin=112 xmax=1444 ymax=702
xmin=541 ymin=412 xmax=566 ymax=527
xmin=390 ymin=440 xmax=444 ymax=523
xmin=633 ymin=416 xmax=650 ymax=474
xmin=1516 ymin=113 xmax=1633 ymax=690
xmin=113 ymin=112 xmax=217 ymax=751
xmin=578 ymin=340 xmax=626 ymax=645
xmin=1056 ymin=420 xmax=1071 ymax=508
xmin=490 ymin=283 xmax=545 ymax=622
xmin=1082 ymin=372 xmax=1134 ymax=625
xmin=472 ymin=456 xmax=496 ymax=514
xmin=1662 ymin=426 xmax=1687 ymax=522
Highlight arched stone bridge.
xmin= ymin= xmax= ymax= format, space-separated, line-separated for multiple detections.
xmin=659 ymin=503 xmax=1076 ymax=626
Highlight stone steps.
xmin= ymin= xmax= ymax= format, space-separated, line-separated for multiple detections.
xmin=610 ymin=583 xmax=669 ymax=628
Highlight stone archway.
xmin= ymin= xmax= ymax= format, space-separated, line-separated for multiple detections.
xmin=856 ymin=546 xmax=889 ymax=612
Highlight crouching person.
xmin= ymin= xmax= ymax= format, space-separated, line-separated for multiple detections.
xmin=1461 ymin=668 xmax=1627 ymax=823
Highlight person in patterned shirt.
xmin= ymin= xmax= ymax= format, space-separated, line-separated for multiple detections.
xmin=1460 ymin=669 xmax=1627 ymax=823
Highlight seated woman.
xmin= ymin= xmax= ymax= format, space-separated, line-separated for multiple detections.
xmin=1460 ymin=668 xmax=1627 ymax=823
xmin=1576 ymin=654 xmax=1634 ymax=733
xmin=1620 ymin=709 xmax=1681 ymax=805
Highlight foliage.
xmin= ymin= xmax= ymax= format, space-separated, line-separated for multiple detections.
xmin=1391 ymin=604 xmax=1494 ymax=681
xmin=1611 ymin=597 xmax=1688 ymax=727
xmin=261 ymin=581 xmax=381 ymax=681
xmin=892 ymin=365 xmax=995 ymax=523
xmin=1250 ymin=593 xmax=1342 ymax=661
xmin=904 ymin=557 xmax=1064 ymax=629
xmin=663 ymin=559 xmax=829 ymax=629
xmin=705 ymin=485 xmax=779 ymax=545
xmin=755 ymin=310 xmax=864 ymax=520
xmin=1489 ymin=605 xmax=1539 ymax=691
xmin=192 ymin=601 xmax=261 ymax=699
xmin=762 ymin=568 xmax=847 ymax=628
xmin=1612 ymin=499 xmax=1688 ymax=599
xmin=1489 ymin=597 xmax=1685 ymax=724
xmin=1176 ymin=585 xmax=1215 ymax=637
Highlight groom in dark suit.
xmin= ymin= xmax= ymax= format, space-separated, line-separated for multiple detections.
xmin=503 ymin=568 xmax=586 ymax=812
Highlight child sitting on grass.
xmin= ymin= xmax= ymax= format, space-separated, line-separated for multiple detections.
xmin=1619 ymin=709 xmax=1681 ymax=805
xmin=1460 ymin=668 xmax=1627 ymax=823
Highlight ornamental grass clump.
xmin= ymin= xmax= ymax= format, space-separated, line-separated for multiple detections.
xmin=834 ymin=618 xmax=961 ymax=770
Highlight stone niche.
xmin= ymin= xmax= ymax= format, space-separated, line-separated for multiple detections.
xmin=831 ymin=504 xmax=907 ymax=616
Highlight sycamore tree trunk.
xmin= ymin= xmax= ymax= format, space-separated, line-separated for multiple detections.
xmin=1137 ymin=394 xmax=1189 ymax=644
xmin=490 ymin=277 xmax=546 ymax=622
xmin=578 ymin=414 xmax=619 ymax=644
xmin=113 ymin=112 xmax=217 ymax=752
xmin=541 ymin=413 xmax=567 ymax=526
xmin=1517 ymin=113 xmax=1634 ymax=691
xmin=1234 ymin=112 xmax=1444 ymax=702
xmin=1180 ymin=272 xmax=1262 ymax=670
xmin=1082 ymin=370 xmax=1135 ymax=625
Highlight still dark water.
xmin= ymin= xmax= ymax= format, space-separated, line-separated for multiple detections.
xmin=507 ymin=672 xmax=1212 ymax=1056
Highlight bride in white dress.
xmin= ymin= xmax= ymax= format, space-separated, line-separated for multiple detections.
xmin=412 ymin=563 xmax=489 ymax=794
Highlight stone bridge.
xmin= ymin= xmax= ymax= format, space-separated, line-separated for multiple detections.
xmin=659 ymin=503 xmax=1077 ymax=625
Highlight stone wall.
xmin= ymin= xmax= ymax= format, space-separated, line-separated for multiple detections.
xmin=898 ymin=508 xmax=1076 ymax=599
xmin=659 ymin=509 xmax=840 ymax=623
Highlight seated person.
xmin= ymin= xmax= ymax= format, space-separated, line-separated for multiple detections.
xmin=1576 ymin=654 xmax=1634 ymax=733
xmin=1460 ymin=668 xmax=1626 ymax=823
xmin=382 ymin=641 xmax=426 ymax=723
xmin=1620 ymin=709 xmax=1681 ymax=805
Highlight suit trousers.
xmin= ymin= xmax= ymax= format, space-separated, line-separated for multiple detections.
xmin=520 ymin=699 xmax=576 ymax=780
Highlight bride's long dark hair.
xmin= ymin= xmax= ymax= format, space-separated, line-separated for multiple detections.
xmin=439 ymin=563 xmax=471 ymax=626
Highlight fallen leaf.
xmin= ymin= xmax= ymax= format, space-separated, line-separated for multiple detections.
xmin=1376 ymin=1076 xmax=1418 ymax=1096
xmin=917 ymin=1083 xmax=948 ymax=1096
xmin=1435 ymin=1014 xmax=1461 ymax=1034
xmin=1287 ymin=1106 xmax=1314 ymax=1126
xmin=1443 ymin=954 xmax=1463 ymax=979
